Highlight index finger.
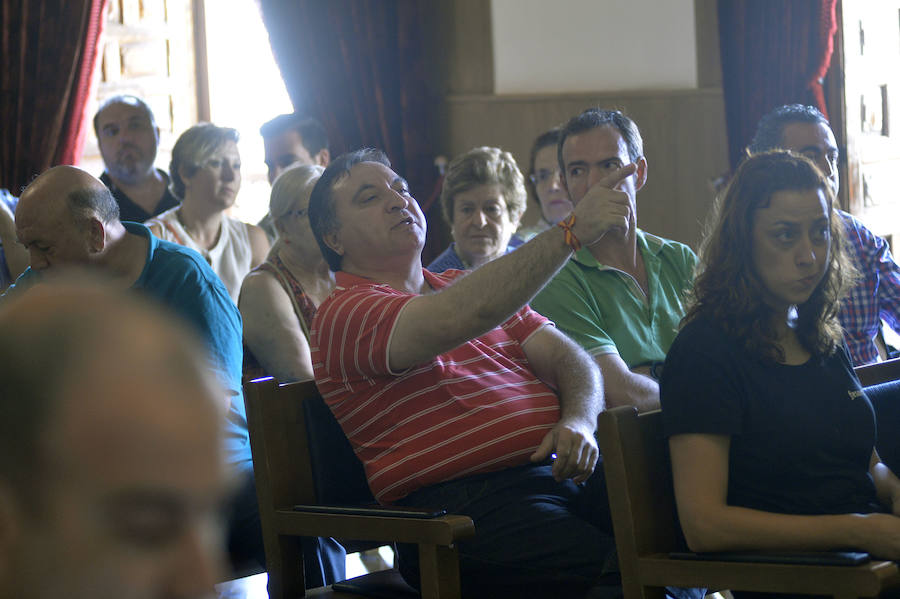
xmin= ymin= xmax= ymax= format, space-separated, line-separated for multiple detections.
xmin=592 ymin=163 xmax=637 ymax=191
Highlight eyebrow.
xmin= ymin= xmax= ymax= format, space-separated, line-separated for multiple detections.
xmin=351 ymin=177 xmax=409 ymax=203
xmin=352 ymin=184 xmax=377 ymax=204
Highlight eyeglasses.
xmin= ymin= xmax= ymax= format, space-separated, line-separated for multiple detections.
xmin=529 ymin=168 xmax=560 ymax=186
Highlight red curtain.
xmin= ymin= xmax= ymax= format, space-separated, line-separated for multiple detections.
xmin=258 ymin=0 xmax=445 ymax=259
xmin=718 ymin=0 xmax=838 ymax=170
xmin=1 ymin=0 xmax=108 ymax=193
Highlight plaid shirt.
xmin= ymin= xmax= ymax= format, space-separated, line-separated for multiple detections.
xmin=839 ymin=211 xmax=900 ymax=365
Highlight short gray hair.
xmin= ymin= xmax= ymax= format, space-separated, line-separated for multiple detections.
xmin=169 ymin=123 xmax=239 ymax=199
xmin=440 ymin=146 xmax=526 ymax=225
xmin=67 ymin=185 xmax=119 ymax=224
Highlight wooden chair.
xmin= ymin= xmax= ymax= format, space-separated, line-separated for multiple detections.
xmin=596 ymin=406 xmax=900 ymax=599
xmin=244 ymin=377 xmax=476 ymax=599
xmin=855 ymin=357 xmax=900 ymax=387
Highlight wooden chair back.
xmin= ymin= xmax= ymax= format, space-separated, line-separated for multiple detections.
xmin=855 ymin=357 xmax=900 ymax=387
xmin=597 ymin=406 xmax=900 ymax=599
xmin=597 ymin=407 xmax=682 ymax=598
xmin=245 ymin=377 xmax=475 ymax=599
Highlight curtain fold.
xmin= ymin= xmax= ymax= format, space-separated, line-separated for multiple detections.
xmin=259 ymin=0 xmax=444 ymax=258
xmin=0 ymin=0 xmax=108 ymax=193
xmin=718 ymin=0 xmax=839 ymax=170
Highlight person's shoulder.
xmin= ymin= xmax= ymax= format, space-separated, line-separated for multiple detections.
xmin=146 ymin=233 xmax=219 ymax=286
xmin=143 ymin=208 xmax=177 ymax=235
xmin=426 ymin=244 xmax=464 ymax=273
xmin=641 ymin=230 xmax=696 ymax=259
xmin=669 ymin=315 xmax=730 ymax=356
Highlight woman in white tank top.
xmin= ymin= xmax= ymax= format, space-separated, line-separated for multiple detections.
xmin=146 ymin=123 xmax=269 ymax=302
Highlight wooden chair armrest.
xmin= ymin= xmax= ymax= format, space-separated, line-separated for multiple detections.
xmin=272 ymin=510 xmax=476 ymax=545
xmin=638 ymin=555 xmax=900 ymax=597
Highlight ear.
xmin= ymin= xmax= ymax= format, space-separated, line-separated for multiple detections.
xmin=178 ymin=164 xmax=193 ymax=188
xmin=88 ymin=218 xmax=106 ymax=253
xmin=315 ymin=149 xmax=330 ymax=167
xmin=634 ymin=156 xmax=648 ymax=192
xmin=322 ymin=228 xmax=344 ymax=259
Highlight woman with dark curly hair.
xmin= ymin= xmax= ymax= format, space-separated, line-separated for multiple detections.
xmin=661 ymin=151 xmax=900 ymax=563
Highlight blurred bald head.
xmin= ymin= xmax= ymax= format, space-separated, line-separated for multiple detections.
xmin=0 ymin=280 xmax=228 ymax=599
xmin=16 ymin=166 xmax=120 ymax=272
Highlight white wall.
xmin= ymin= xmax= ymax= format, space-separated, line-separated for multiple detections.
xmin=491 ymin=0 xmax=698 ymax=94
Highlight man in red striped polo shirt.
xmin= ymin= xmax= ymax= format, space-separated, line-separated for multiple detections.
xmin=307 ymin=148 xmax=635 ymax=597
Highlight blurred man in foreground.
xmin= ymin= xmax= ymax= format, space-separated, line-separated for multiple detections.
xmin=0 ymin=281 xmax=229 ymax=599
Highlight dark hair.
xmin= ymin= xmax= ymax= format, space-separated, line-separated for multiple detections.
xmin=308 ymin=148 xmax=391 ymax=271
xmin=748 ymin=104 xmax=829 ymax=154
xmin=169 ymin=123 xmax=240 ymax=199
xmin=68 ymin=185 xmax=119 ymax=224
xmin=529 ymin=127 xmax=561 ymax=179
xmin=260 ymin=114 xmax=329 ymax=157
xmin=558 ymin=108 xmax=643 ymax=173
xmin=93 ymin=95 xmax=157 ymax=139
xmin=685 ymin=151 xmax=854 ymax=361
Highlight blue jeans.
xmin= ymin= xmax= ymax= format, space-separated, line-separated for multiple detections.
xmin=395 ymin=461 xmax=620 ymax=598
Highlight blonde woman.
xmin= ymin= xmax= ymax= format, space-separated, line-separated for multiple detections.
xmin=146 ymin=123 xmax=269 ymax=302
xmin=239 ymin=164 xmax=333 ymax=382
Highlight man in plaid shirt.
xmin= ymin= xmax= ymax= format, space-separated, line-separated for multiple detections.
xmin=750 ymin=104 xmax=900 ymax=365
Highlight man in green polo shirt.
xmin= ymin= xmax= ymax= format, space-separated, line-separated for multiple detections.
xmin=531 ymin=108 xmax=696 ymax=412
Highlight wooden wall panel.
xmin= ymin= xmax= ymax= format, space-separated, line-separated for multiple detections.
xmin=440 ymin=88 xmax=729 ymax=249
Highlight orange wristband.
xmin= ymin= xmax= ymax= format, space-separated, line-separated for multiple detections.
xmin=557 ymin=214 xmax=581 ymax=252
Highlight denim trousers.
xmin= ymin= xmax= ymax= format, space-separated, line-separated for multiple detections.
xmin=395 ymin=461 xmax=621 ymax=598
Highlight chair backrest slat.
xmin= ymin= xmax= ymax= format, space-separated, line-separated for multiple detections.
xmin=245 ymin=378 xmax=318 ymax=509
xmin=598 ymin=407 xmax=683 ymax=558
xmin=855 ymin=357 xmax=900 ymax=387
xmin=245 ymin=377 xmax=375 ymax=508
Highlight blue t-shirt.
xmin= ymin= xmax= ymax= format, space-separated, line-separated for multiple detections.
xmin=5 ymin=222 xmax=251 ymax=470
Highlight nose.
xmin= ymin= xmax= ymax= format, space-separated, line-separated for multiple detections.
xmin=387 ymin=189 xmax=410 ymax=212
xmin=472 ymin=209 xmax=487 ymax=227
xmin=548 ymin=170 xmax=562 ymax=191
xmin=796 ymin=235 xmax=817 ymax=266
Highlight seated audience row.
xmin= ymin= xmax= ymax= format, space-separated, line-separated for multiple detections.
xmin=4 ymin=95 xmax=900 ymax=599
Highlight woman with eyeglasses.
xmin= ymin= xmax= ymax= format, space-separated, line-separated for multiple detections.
xmin=239 ymin=164 xmax=334 ymax=382
xmin=514 ymin=128 xmax=574 ymax=244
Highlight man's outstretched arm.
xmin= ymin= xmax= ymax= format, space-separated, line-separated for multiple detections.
xmin=390 ymin=165 xmax=638 ymax=371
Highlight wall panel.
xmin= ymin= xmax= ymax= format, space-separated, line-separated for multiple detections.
xmin=441 ymin=88 xmax=729 ymax=248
